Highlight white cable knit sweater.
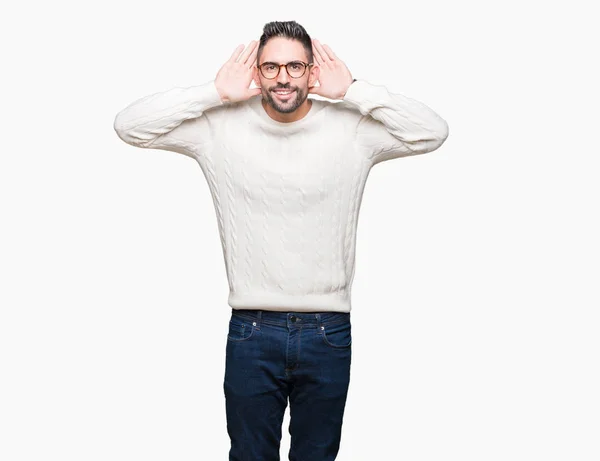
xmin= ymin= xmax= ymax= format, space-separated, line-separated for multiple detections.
xmin=114 ymin=79 xmax=449 ymax=313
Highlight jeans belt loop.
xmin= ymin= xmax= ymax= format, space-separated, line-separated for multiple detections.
xmin=256 ymin=310 xmax=262 ymax=330
xmin=315 ymin=313 xmax=322 ymax=331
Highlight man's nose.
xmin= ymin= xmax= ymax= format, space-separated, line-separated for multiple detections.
xmin=277 ymin=67 xmax=290 ymax=83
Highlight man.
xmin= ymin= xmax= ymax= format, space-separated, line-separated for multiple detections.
xmin=114 ymin=20 xmax=448 ymax=461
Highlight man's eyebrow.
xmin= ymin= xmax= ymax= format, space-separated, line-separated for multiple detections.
xmin=261 ymin=60 xmax=304 ymax=64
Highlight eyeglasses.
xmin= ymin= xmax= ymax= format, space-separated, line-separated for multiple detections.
xmin=258 ymin=61 xmax=313 ymax=79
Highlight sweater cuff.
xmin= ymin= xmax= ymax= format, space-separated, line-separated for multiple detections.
xmin=200 ymin=80 xmax=225 ymax=109
xmin=342 ymin=79 xmax=385 ymax=115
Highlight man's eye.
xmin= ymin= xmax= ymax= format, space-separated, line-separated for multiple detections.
xmin=290 ymin=64 xmax=302 ymax=70
xmin=265 ymin=65 xmax=276 ymax=71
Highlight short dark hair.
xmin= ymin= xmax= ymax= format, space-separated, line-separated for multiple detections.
xmin=257 ymin=21 xmax=313 ymax=65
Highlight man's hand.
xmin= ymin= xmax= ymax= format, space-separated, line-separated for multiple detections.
xmin=309 ymin=39 xmax=354 ymax=100
xmin=215 ymin=41 xmax=262 ymax=103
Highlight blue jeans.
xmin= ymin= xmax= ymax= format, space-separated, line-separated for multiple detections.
xmin=223 ymin=308 xmax=352 ymax=461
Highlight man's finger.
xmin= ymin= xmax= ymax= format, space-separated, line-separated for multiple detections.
xmin=248 ymin=44 xmax=259 ymax=68
xmin=322 ymin=44 xmax=338 ymax=61
xmin=313 ymin=39 xmax=332 ymax=61
xmin=229 ymin=44 xmax=244 ymax=62
xmin=312 ymin=43 xmax=324 ymax=64
xmin=239 ymin=40 xmax=257 ymax=65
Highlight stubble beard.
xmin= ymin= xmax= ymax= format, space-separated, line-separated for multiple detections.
xmin=263 ymin=86 xmax=307 ymax=114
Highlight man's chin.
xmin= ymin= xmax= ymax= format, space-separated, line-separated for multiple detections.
xmin=273 ymin=105 xmax=297 ymax=114
xmin=266 ymin=93 xmax=306 ymax=113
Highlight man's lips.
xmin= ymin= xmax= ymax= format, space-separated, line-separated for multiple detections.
xmin=273 ymin=89 xmax=295 ymax=99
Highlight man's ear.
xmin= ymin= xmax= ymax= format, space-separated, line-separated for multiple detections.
xmin=252 ymin=67 xmax=261 ymax=88
xmin=309 ymin=64 xmax=320 ymax=88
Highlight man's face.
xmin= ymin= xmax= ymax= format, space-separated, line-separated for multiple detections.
xmin=254 ymin=37 xmax=318 ymax=114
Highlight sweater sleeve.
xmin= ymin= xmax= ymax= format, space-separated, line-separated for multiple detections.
xmin=113 ymin=80 xmax=225 ymax=159
xmin=343 ymin=79 xmax=449 ymax=165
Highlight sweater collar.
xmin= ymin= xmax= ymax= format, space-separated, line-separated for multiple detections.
xmin=248 ymin=95 xmax=324 ymax=129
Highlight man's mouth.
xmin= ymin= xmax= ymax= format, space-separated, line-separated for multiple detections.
xmin=273 ymin=89 xmax=295 ymax=98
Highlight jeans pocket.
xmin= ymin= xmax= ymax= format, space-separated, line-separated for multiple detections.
xmin=321 ymin=321 xmax=352 ymax=348
xmin=227 ymin=315 xmax=255 ymax=342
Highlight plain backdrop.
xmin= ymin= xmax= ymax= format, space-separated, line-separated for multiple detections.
xmin=1 ymin=1 xmax=598 ymax=460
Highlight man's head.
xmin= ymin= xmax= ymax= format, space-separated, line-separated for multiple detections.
xmin=253 ymin=21 xmax=319 ymax=118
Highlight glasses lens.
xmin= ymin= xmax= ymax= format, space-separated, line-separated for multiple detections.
xmin=261 ymin=63 xmax=278 ymax=78
xmin=286 ymin=62 xmax=306 ymax=77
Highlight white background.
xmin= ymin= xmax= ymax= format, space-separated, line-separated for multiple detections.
xmin=1 ymin=0 xmax=599 ymax=460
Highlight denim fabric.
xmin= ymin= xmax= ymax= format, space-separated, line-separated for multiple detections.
xmin=223 ymin=308 xmax=352 ymax=461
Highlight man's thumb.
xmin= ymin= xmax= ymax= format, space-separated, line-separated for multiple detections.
xmin=248 ymin=87 xmax=262 ymax=98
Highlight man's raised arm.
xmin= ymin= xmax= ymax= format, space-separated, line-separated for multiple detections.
xmin=113 ymin=81 xmax=224 ymax=158
xmin=344 ymin=80 xmax=449 ymax=165
xmin=113 ymin=40 xmax=262 ymax=158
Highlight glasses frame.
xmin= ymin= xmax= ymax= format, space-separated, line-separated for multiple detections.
xmin=257 ymin=61 xmax=314 ymax=79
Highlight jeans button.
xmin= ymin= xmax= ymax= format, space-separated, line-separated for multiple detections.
xmin=290 ymin=315 xmax=297 ymax=322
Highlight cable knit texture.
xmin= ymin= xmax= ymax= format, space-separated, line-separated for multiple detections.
xmin=114 ymin=79 xmax=449 ymax=312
